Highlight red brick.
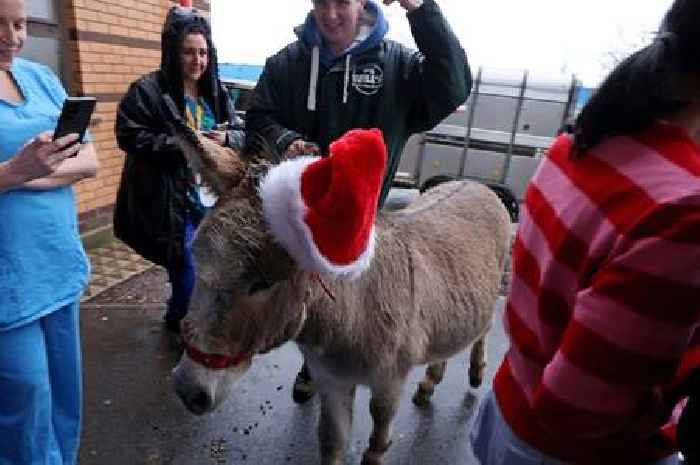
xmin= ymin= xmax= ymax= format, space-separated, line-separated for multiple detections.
xmin=63 ymin=0 xmax=210 ymax=224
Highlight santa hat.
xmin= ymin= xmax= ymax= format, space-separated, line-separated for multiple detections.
xmin=259 ymin=128 xmax=387 ymax=279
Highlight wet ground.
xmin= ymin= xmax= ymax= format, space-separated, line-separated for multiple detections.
xmin=78 ymin=266 xmax=509 ymax=465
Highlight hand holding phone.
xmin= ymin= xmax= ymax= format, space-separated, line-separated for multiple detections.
xmin=53 ymin=97 xmax=97 ymax=154
xmin=9 ymin=132 xmax=81 ymax=183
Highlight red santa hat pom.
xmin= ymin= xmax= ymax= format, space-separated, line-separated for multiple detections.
xmin=259 ymin=128 xmax=387 ymax=278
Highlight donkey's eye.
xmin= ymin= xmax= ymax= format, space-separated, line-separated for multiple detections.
xmin=214 ymin=290 xmax=234 ymax=305
xmin=248 ymin=279 xmax=272 ymax=296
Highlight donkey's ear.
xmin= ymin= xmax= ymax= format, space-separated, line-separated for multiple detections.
xmin=170 ymin=119 xmax=247 ymax=196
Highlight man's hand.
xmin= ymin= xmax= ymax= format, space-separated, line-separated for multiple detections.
xmin=383 ymin=0 xmax=424 ymax=12
xmin=284 ymin=139 xmax=320 ymax=158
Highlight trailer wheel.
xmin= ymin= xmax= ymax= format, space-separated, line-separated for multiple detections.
xmin=419 ymin=175 xmax=456 ymax=194
xmin=486 ymin=184 xmax=519 ymax=223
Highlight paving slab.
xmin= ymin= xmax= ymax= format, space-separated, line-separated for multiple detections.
xmin=79 ymin=268 xmax=509 ymax=465
xmin=82 ymin=240 xmax=155 ymax=302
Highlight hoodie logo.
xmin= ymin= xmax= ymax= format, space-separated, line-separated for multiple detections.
xmin=352 ymin=64 xmax=383 ymax=96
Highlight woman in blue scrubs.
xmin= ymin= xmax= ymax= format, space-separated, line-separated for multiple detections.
xmin=0 ymin=0 xmax=99 ymax=463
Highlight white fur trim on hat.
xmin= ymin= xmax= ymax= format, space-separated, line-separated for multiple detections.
xmin=258 ymin=156 xmax=376 ymax=280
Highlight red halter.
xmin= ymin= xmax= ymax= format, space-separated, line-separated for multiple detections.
xmin=180 ymin=274 xmax=332 ymax=370
xmin=182 ymin=322 xmax=251 ymax=370
xmin=183 ymin=342 xmax=250 ymax=370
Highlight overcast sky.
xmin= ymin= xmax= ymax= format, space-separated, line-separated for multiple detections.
xmin=210 ymin=0 xmax=673 ymax=86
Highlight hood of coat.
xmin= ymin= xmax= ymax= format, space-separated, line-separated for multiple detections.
xmin=295 ymin=0 xmax=388 ymax=111
xmin=296 ymin=0 xmax=388 ymax=67
xmin=160 ymin=6 xmax=222 ymax=116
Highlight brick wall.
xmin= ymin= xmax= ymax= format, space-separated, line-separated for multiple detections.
xmin=60 ymin=0 xmax=211 ymax=234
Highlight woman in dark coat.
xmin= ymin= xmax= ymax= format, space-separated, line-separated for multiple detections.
xmin=114 ymin=6 xmax=244 ymax=333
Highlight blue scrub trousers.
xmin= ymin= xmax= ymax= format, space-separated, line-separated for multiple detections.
xmin=0 ymin=301 xmax=82 ymax=465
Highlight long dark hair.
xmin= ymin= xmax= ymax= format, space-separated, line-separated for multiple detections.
xmin=572 ymin=0 xmax=700 ymax=154
xmin=160 ymin=7 xmax=223 ymax=120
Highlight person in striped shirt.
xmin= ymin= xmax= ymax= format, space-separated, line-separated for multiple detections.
xmin=470 ymin=0 xmax=700 ymax=463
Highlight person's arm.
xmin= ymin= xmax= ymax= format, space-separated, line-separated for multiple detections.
xmin=222 ymin=86 xmax=247 ymax=151
xmin=224 ymin=129 xmax=245 ymax=151
xmin=395 ymin=0 xmax=472 ymax=133
xmin=0 ymin=132 xmax=81 ymax=193
xmin=115 ymin=79 xmax=182 ymax=164
xmin=530 ymin=196 xmax=700 ymax=440
xmin=245 ymin=58 xmax=304 ymax=157
xmin=22 ymin=142 xmax=99 ymax=189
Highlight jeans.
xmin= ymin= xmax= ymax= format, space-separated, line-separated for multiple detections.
xmin=470 ymin=390 xmax=680 ymax=465
xmin=165 ymin=218 xmax=196 ymax=324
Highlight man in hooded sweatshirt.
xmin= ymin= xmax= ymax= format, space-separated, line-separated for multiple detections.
xmin=245 ymin=0 xmax=472 ymax=403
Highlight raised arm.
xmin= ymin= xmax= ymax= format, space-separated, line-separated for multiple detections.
xmin=398 ymin=0 xmax=472 ymax=133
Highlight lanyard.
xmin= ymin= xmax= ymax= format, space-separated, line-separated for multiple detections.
xmin=185 ymin=98 xmax=204 ymax=130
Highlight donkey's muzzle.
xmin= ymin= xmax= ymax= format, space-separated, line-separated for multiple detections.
xmin=173 ymin=367 xmax=215 ymax=415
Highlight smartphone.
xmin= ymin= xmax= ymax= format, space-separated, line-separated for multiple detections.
xmin=53 ymin=96 xmax=97 ymax=146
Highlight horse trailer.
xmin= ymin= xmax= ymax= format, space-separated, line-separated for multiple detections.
xmin=221 ymin=67 xmax=584 ymax=222
xmin=395 ymin=67 xmax=583 ymax=221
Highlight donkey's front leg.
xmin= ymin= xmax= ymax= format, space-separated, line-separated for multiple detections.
xmin=361 ymin=381 xmax=403 ymax=465
xmin=318 ymin=383 xmax=356 ymax=465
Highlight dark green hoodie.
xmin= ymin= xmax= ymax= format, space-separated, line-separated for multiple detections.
xmin=246 ymin=0 xmax=472 ymax=207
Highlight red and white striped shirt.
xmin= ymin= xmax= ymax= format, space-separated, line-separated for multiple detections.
xmin=494 ymin=123 xmax=700 ymax=464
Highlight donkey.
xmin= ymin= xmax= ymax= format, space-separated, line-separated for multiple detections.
xmin=171 ymin=126 xmax=511 ymax=465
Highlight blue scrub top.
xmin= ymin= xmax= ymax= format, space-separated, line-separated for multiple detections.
xmin=0 ymin=58 xmax=89 ymax=331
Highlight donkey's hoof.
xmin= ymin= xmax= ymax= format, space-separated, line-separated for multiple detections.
xmin=469 ymin=374 xmax=483 ymax=388
xmin=322 ymin=460 xmax=343 ymax=465
xmin=412 ymin=385 xmax=433 ymax=408
xmin=292 ymin=368 xmax=316 ymax=404
xmin=361 ymin=440 xmax=392 ymax=465
xmin=469 ymin=366 xmax=485 ymax=388
xmin=361 ymin=452 xmax=383 ymax=465
xmin=320 ymin=453 xmax=344 ymax=465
